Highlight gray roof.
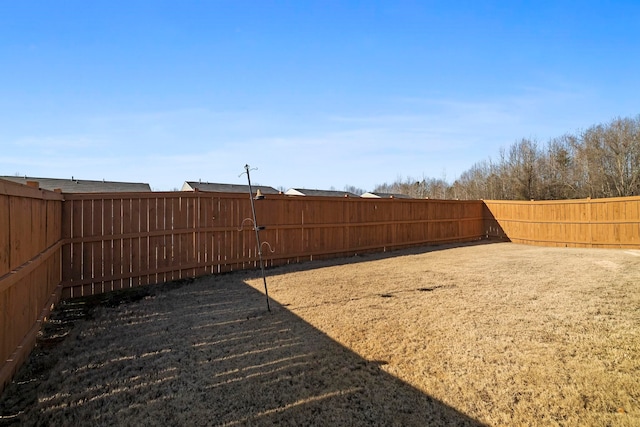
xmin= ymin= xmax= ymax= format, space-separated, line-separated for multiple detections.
xmin=361 ymin=192 xmax=412 ymax=199
xmin=0 ymin=176 xmax=151 ymax=193
xmin=182 ymin=181 xmax=281 ymax=195
xmin=285 ymin=188 xmax=359 ymax=197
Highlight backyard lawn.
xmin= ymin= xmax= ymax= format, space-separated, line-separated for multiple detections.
xmin=1 ymin=242 xmax=638 ymax=426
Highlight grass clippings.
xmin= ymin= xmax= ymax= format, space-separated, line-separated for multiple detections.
xmin=1 ymin=242 xmax=639 ymax=426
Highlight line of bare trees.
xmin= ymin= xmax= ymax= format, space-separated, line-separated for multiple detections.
xmin=373 ymin=115 xmax=640 ymax=200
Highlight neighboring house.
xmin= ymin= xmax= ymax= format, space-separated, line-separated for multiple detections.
xmin=361 ymin=192 xmax=412 ymax=199
xmin=285 ymin=188 xmax=359 ymax=197
xmin=0 ymin=176 xmax=151 ymax=193
xmin=181 ymin=181 xmax=281 ymax=195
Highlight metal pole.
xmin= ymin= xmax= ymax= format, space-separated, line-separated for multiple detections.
xmin=244 ymin=164 xmax=271 ymax=312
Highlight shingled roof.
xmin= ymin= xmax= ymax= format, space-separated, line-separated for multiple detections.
xmin=0 ymin=176 xmax=151 ymax=193
xmin=361 ymin=192 xmax=412 ymax=199
xmin=181 ymin=181 xmax=281 ymax=195
xmin=285 ymin=188 xmax=359 ymax=197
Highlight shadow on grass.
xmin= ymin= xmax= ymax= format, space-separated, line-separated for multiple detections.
xmin=1 ymin=270 xmax=486 ymax=426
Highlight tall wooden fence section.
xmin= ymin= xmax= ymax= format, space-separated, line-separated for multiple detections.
xmin=0 ymin=180 xmax=63 ymax=393
xmin=484 ymin=196 xmax=640 ymax=248
xmin=61 ymin=192 xmax=485 ymax=298
xmin=4 ymin=188 xmax=640 ymax=394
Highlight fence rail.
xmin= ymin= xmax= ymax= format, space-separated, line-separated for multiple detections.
xmin=483 ymin=196 xmax=640 ymax=248
xmin=60 ymin=192 xmax=485 ymax=298
xmin=0 ymin=179 xmax=63 ymax=393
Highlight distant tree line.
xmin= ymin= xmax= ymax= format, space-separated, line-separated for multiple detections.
xmin=371 ymin=115 xmax=640 ymax=200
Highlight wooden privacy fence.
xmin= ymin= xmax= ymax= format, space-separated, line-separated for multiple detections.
xmin=484 ymin=196 xmax=640 ymax=248
xmin=0 ymin=180 xmax=63 ymax=393
xmin=3 ymin=185 xmax=640 ymax=394
xmin=61 ymin=192 xmax=486 ymax=298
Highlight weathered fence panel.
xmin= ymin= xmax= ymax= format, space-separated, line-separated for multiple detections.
xmin=61 ymin=192 xmax=486 ymax=298
xmin=0 ymin=180 xmax=63 ymax=393
xmin=484 ymin=197 xmax=640 ymax=248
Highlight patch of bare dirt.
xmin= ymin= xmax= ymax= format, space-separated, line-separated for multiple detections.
xmin=1 ymin=242 xmax=639 ymax=426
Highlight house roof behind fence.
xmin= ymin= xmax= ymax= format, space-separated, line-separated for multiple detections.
xmin=361 ymin=192 xmax=412 ymax=199
xmin=182 ymin=181 xmax=281 ymax=195
xmin=285 ymin=188 xmax=359 ymax=197
xmin=0 ymin=176 xmax=152 ymax=193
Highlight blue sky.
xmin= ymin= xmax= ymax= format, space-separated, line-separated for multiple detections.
xmin=1 ymin=1 xmax=639 ymax=191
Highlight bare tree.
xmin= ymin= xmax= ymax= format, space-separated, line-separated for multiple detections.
xmin=505 ymin=138 xmax=540 ymax=200
xmin=344 ymin=185 xmax=365 ymax=196
xmin=602 ymin=117 xmax=640 ymax=197
xmin=537 ymin=135 xmax=579 ymax=200
xmin=374 ymin=114 xmax=639 ymax=201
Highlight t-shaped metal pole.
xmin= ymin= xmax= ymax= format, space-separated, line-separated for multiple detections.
xmin=244 ymin=164 xmax=271 ymax=312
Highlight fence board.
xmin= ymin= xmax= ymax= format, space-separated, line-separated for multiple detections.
xmin=0 ymin=180 xmax=63 ymax=395
xmin=148 ymin=197 xmax=158 ymax=284
xmin=102 ymin=199 xmax=114 ymax=293
xmin=81 ymin=199 xmax=94 ymax=295
xmin=113 ymin=198 xmax=124 ymax=291
xmin=0 ymin=195 xmax=9 ymax=277
xmin=122 ymin=198 xmax=133 ymax=289
xmin=197 ymin=197 xmax=209 ymax=276
xmin=138 ymin=197 xmax=150 ymax=286
xmin=130 ymin=197 xmax=142 ymax=288
xmin=10 ymin=196 xmax=31 ymax=271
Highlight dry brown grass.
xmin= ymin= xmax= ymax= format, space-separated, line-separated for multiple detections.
xmin=1 ymin=242 xmax=639 ymax=426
